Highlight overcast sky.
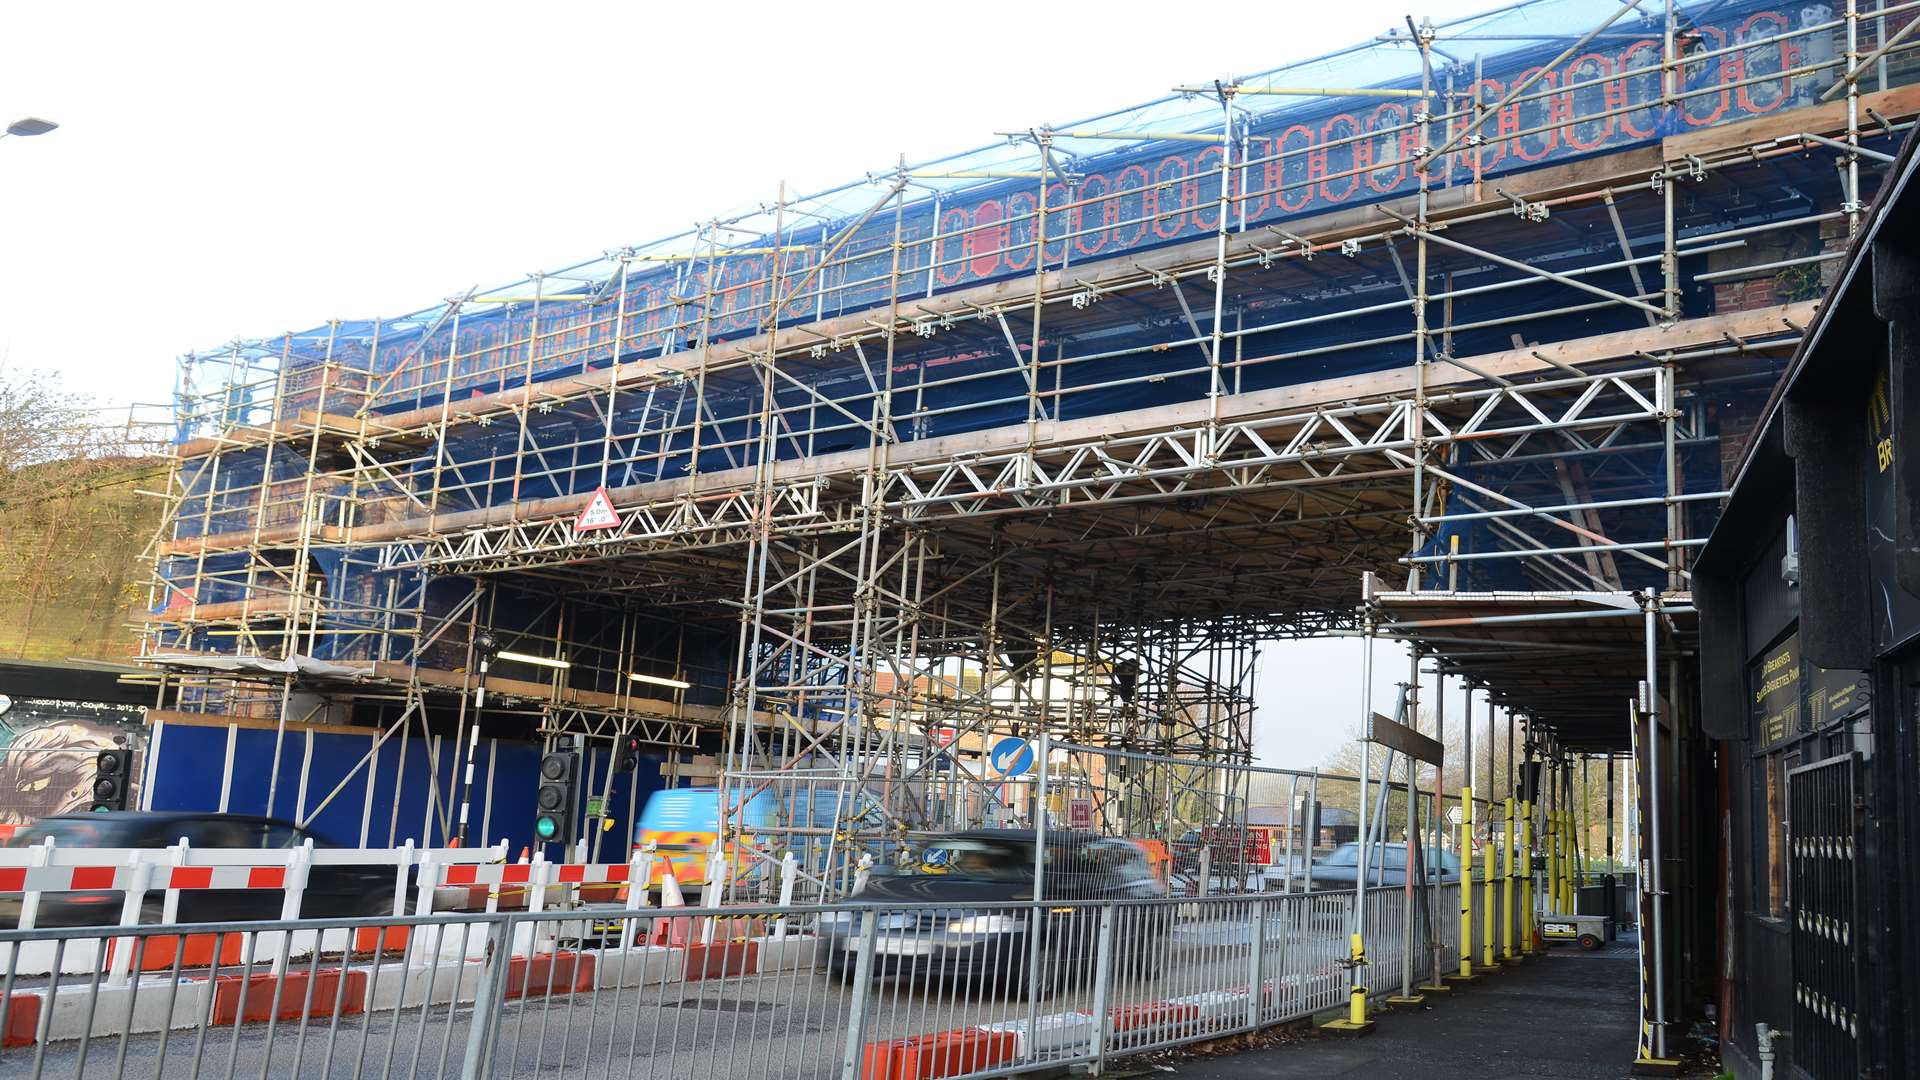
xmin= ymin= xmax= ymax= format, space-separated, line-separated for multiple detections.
xmin=1 ymin=0 xmax=1492 ymax=768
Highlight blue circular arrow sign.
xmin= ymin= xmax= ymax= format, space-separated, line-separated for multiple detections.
xmin=989 ymin=736 xmax=1035 ymax=776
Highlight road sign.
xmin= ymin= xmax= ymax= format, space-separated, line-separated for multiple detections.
xmin=1446 ymin=806 xmax=1464 ymax=827
xmin=988 ymin=737 xmax=1035 ymax=777
xmin=574 ymin=486 xmax=622 ymax=532
xmin=1068 ymin=796 xmax=1092 ymax=829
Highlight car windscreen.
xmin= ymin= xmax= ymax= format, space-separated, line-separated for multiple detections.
xmin=910 ymin=840 xmax=1033 ymax=880
xmin=1318 ymin=844 xmax=1359 ymax=866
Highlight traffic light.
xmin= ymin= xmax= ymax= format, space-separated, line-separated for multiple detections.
xmin=534 ymin=751 xmax=578 ymax=847
xmin=616 ymin=736 xmax=642 ymax=773
xmin=90 ymin=749 xmax=132 ymax=812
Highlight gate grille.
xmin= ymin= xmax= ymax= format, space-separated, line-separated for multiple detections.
xmin=1788 ymin=753 xmax=1861 ymax=1079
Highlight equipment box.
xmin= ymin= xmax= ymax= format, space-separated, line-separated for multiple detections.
xmin=1541 ymin=912 xmax=1613 ymax=951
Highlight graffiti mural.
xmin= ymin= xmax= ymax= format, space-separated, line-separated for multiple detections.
xmin=0 ymin=699 xmax=143 ymax=826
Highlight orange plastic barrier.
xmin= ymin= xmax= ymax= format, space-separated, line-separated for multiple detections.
xmin=681 ymin=940 xmax=759 ymax=981
xmin=502 ymin=951 xmax=595 ymax=999
xmin=861 ymin=1028 xmax=1018 ymax=1080
xmin=1 ymin=995 xmax=39 ymax=1048
xmin=210 ymin=969 xmax=367 ymax=1025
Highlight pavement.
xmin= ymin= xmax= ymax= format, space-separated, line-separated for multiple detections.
xmin=1157 ymin=937 xmax=1642 ymax=1079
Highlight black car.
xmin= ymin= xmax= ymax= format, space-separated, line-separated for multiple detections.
xmin=817 ymin=829 xmax=1167 ymax=995
xmin=0 ymin=812 xmax=404 ymax=928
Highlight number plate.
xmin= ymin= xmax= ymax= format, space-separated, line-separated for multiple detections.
xmin=847 ymin=938 xmax=934 ymax=956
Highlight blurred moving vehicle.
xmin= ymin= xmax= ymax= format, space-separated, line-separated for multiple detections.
xmin=1292 ymin=841 xmax=1461 ymax=891
xmin=816 ymin=829 xmax=1168 ymax=995
xmin=0 ymin=811 xmax=402 ymax=928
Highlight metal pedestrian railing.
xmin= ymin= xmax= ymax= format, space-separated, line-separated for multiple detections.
xmin=0 ymin=880 xmax=1459 ymax=1079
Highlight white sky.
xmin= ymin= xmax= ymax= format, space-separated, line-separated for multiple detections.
xmin=1251 ymin=637 xmax=1497 ymax=770
xmin=1 ymin=0 xmax=1491 ymax=767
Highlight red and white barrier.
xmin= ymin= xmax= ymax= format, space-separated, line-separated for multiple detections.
xmin=0 ymin=836 xmax=511 ymax=977
xmin=0 ymin=834 xmax=835 ymax=1049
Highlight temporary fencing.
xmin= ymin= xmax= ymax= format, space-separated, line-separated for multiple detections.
xmin=0 ymin=876 xmax=1476 ymax=1080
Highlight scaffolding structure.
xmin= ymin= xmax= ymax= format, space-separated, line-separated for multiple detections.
xmin=140 ymin=9 xmax=1914 ymax=1040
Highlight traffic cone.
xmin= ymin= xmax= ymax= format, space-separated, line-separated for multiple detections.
xmin=652 ymin=869 xmax=690 ymax=947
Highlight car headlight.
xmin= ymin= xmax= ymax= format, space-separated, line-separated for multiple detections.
xmin=945 ymin=914 xmax=1024 ymax=934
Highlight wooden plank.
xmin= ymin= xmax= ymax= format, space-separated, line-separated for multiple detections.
xmin=155 ymin=596 xmax=298 ymax=622
xmin=1663 ymin=84 xmax=1920 ymax=161
xmin=144 ymin=708 xmax=385 ymax=738
xmin=1368 ymin=711 xmax=1444 ymax=765
xmin=369 ymin=661 xmax=755 ymax=727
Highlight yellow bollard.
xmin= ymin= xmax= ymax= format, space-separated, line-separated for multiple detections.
xmin=1522 ymin=801 xmax=1539 ymax=953
xmin=1559 ymin=810 xmax=1572 ymax=912
xmin=1323 ymin=932 xmax=1376 ymax=1034
xmin=1502 ymin=796 xmax=1519 ymax=962
xmin=1566 ymin=811 xmax=1579 ymax=913
xmin=1349 ymin=933 xmax=1368 ymax=1021
xmin=1546 ymin=803 xmax=1559 ymax=918
xmin=1447 ymin=784 xmax=1479 ymax=983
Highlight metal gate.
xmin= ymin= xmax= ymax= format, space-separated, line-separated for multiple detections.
xmin=1788 ymin=753 xmax=1861 ymax=1079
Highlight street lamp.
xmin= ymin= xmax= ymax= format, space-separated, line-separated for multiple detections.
xmin=3 ymin=117 xmax=58 ymax=139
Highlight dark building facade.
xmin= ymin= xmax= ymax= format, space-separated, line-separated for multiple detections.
xmin=1695 ymin=130 xmax=1920 ymax=1080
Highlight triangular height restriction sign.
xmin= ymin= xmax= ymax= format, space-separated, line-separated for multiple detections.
xmin=574 ymin=486 xmax=622 ymax=533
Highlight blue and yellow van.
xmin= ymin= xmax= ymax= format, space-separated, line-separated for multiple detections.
xmin=633 ymin=786 xmax=888 ymax=889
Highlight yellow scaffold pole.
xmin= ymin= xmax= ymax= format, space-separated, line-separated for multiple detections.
xmin=1481 ymin=810 xmax=1497 ymax=969
xmin=1480 ymin=697 xmax=1496 ymax=969
xmin=1502 ymin=792 xmax=1519 ymax=962
xmin=1448 ymin=688 xmax=1479 ymax=984
xmin=1521 ymin=788 xmax=1538 ymax=954
xmin=1546 ymin=780 xmax=1561 ymax=919
xmin=1321 ymin=624 xmax=1375 ymax=1035
xmin=1519 ymin=736 xmax=1538 ymax=954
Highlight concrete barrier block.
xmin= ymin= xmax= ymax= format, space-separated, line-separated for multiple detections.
xmin=592 ymin=946 xmax=678 ymax=989
xmin=364 ymin=959 xmax=481 ymax=1011
xmin=977 ymin=1010 xmax=1097 ymax=1056
xmin=35 ymin=978 xmax=211 ymax=1040
xmin=754 ymin=934 xmax=818 ymax=972
xmin=1166 ymin=989 xmax=1253 ymax=1021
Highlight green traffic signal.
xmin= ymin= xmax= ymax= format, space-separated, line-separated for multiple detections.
xmin=535 ymin=816 xmax=559 ymax=839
